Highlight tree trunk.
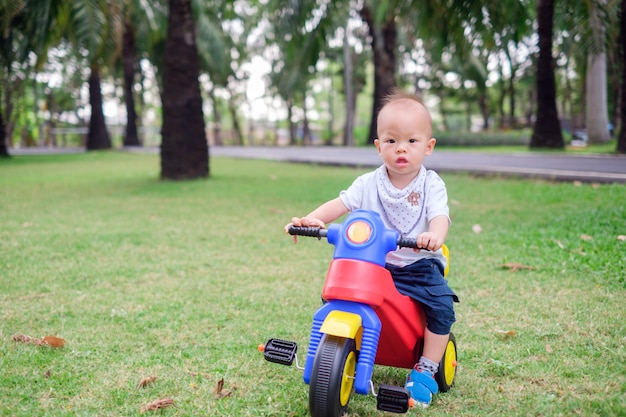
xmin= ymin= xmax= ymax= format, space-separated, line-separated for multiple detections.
xmin=160 ymin=0 xmax=208 ymax=180
xmin=86 ymin=68 xmax=112 ymax=151
xmin=360 ymin=5 xmax=396 ymax=144
xmin=302 ymin=90 xmax=311 ymax=146
xmin=438 ymin=93 xmax=449 ymax=131
xmin=228 ymin=96 xmax=243 ymax=146
xmin=478 ymin=93 xmax=489 ymax=130
xmin=287 ymin=101 xmax=296 ymax=145
xmin=618 ymin=0 xmax=626 ymax=153
xmin=586 ymin=0 xmax=610 ymax=143
xmin=2 ymin=71 xmax=19 ymax=149
xmin=504 ymin=49 xmax=517 ymax=127
xmin=526 ymin=88 xmax=535 ymax=128
xmin=497 ymin=64 xmax=507 ymax=128
xmin=207 ymin=88 xmax=223 ymax=146
xmin=122 ymin=20 xmax=140 ymax=147
xmin=0 ymin=111 xmax=9 ymax=158
xmin=530 ymin=0 xmax=564 ymax=149
xmin=586 ymin=53 xmax=610 ymax=143
xmin=343 ymin=21 xmax=355 ymax=147
xmin=562 ymin=56 xmax=573 ymax=128
xmin=324 ymin=75 xmax=332 ymax=146
xmin=577 ymin=62 xmax=587 ymax=130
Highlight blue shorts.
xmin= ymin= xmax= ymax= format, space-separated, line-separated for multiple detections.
xmin=386 ymin=258 xmax=459 ymax=335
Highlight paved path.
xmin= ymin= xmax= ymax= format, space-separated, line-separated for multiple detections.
xmin=9 ymin=145 xmax=626 ymax=183
xmin=211 ymin=146 xmax=626 ymax=183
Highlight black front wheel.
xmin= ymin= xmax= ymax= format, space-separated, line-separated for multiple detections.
xmin=309 ymin=334 xmax=357 ymax=417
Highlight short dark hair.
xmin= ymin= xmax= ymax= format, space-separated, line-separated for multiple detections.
xmin=381 ymin=88 xmax=425 ymax=108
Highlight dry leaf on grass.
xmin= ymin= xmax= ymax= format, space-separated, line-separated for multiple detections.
xmin=214 ymin=377 xmax=233 ymax=398
xmin=580 ymin=234 xmax=593 ymax=241
xmin=137 ymin=376 xmax=158 ymax=388
xmin=500 ymin=263 xmax=534 ymax=272
xmin=495 ymin=329 xmax=516 ymax=340
xmin=12 ymin=334 xmax=65 ymax=348
xmin=618 ymin=235 xmax=626 ymax=241
xmin=140 ymin=398 xmax=174 ymax=413
xmin=472 ymin=224 xmax=482 ymax=234
xmin=187 ymin=371 xmax=211 ymax=378
xmin=12 ymin=334 xmax=36 ymax=344
xmin=530 ymin=378 xmax=546 ymax=385
xmin=40 ymin=336 xmax=65 ymax=347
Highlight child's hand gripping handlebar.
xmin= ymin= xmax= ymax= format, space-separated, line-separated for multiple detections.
xmin=287 ymin=226 xmax=328 ymax=239
xmin=396 ymin=236 xmax=421 ymax=249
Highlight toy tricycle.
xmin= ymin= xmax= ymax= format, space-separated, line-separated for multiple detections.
xmin=261 ymin=209 xmax=457 ymax=416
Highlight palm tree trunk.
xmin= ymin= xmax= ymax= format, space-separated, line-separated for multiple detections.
xmin=360 ymin=5 xmax=396 ymax=144
xmin=586 ymin=0 xmax=610 ymax=144
xmin=207 ymin=87 xmax=223 ymax=146
xmin=498 ymin=76 xmax=506 ymax=129
xmin=479 ymin=94 xmax=489 ymax=130
xmin=122 ymin=20 xmax=140 ymax=147
xmin=86 ymin=68 xmax=112 ymax=151
xmin=438 ymin=93 xmax=450 ymax=131
xmin=530 ymin=0 xmax=564 ymax=149
xmin=287 ymin=101 xmax=296 ymax=145
xmin=228 ymin=97 xmax=243 ymax=146
xmin=504 ymin=49 xmax=517 ymax=127
xmin=302 ymin=90 xmax=311 ymax=146
xmin=160 ymin=0 xmax=208 ymax=180
xmin=0 ymin=111 xmax=9 ymax=158
xmin=343 ymin=20 xmax=355 ymax=147
xmin=3 ymin=73 xmax=18 ymax=150
xmin=325 ymin=68 xmax=334 ymax=146
xmin=618 ymin=0 xmax=626 ymax=153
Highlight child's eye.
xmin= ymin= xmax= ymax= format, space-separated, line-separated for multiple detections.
xmin=386 ymin=139 xmax=395 ymax=144
xmin=409 ymin=138 xmax=418 ymax=143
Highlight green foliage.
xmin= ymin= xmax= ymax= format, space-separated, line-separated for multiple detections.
xmin=0 ymin=153 xmax=624 ymax=416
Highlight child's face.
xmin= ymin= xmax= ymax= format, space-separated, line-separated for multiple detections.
xmin=374 ymin=99 xmax=436 ymax=186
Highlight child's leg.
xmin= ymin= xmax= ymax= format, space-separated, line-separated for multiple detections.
xmin=405 ymin=330 xmax=449 ymax=407
xmin=406 ymin=293 xmax=456 ymax=406
xmin=420 ymin=328 xmax=449 ymax=373
xmin=387 ymin=259 xmax=458 ymax=406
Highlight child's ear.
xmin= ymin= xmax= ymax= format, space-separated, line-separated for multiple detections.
xmin=426 ymin=137 xmax=436 ymax=154
xmin=374 ymin=138 xmax=381 ymax=153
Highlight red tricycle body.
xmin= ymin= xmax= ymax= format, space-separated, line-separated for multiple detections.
xmin=322 ymin=258 xmax=426 ymax=369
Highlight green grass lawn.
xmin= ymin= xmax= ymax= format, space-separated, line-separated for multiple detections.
xmin=1 ymin=152 xmax=624 ymax=416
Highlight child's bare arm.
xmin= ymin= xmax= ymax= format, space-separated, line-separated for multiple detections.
xmin=286 ymin=198 xmax=349 ymax=231
xmin=415 ymin=215 xmax=449 ymax=252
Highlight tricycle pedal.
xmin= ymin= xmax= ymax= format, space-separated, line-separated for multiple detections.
xmin=263 ymin=338 xmax=298 ymax=366
xmin=376 ymin=384 xmax=411 ymax=413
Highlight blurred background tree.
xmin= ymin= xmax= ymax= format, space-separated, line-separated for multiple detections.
xmin=2 ymin=0 xmax=625 ymax=164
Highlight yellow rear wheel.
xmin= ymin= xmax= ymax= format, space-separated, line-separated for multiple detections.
xmin=435 ymin=333 xmax=457 ymax=392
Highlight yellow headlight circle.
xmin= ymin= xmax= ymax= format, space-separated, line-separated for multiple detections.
xmin=346 ymin=221 xmax=372 ymax=244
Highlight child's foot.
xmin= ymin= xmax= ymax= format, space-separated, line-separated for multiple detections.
xmin=405 ymin=368 xmax=438 ymax=408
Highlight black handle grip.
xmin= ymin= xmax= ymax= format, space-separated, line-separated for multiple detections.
xmin=288 ymin=226 xmax=328 ymax=239
xmin=397 ymin=236 xmax=419 ymax=249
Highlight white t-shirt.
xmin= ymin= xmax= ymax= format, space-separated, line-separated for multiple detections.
xmin=339 ymin=165 xmax=450 ymax=268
